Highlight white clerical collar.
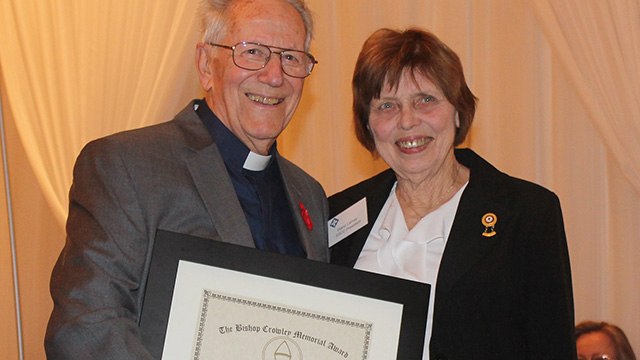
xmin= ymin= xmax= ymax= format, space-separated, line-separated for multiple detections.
xmin=243 ymin=151 xmax=272 ymax=171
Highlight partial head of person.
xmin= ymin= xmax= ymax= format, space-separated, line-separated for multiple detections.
xmin=576 ymin=320 xmax=637 ymax=360
xmin=195 ymin=0 xmax=316 ymax=155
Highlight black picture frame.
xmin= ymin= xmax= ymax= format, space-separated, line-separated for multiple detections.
xmin=139 ymin=229 xmax=429 ymax=359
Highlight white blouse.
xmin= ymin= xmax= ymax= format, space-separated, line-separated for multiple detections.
xmin=354 ymin=181 xmax=468 ymax=360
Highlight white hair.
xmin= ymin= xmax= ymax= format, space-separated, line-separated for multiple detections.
xmin=199 ymin=0 xmax=314 ymax=51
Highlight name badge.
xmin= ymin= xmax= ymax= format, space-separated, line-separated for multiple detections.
xmin=328 ymin=198 xmax=368 ymax=247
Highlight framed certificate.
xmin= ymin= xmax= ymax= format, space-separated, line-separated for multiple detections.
xmin=139 ymin=230 xmax=429 ymax=359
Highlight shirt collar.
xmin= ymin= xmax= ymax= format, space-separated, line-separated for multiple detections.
xmin=379 ymin=181 xmax=469 ymax=245
xmin=195 ymin=99 xmax=274 ymax=171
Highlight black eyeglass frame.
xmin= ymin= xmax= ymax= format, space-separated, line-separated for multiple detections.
xmin=207 ymin=41 xmax=318 ymax=78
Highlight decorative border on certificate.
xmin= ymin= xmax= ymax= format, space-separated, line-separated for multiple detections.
xmin=139 ymin=230 xmax=430 ymax=360
xmin=192 ymin=289 xmax=373 ymax=359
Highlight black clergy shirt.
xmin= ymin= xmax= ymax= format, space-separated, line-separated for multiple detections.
xmin=195 ymin=99 xmax=306 ymax=257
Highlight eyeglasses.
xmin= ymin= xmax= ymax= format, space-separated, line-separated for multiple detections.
xmin=208 ymin=41 xmax=318 ymax=78
xmin=578 ymin=355 xmax=614 ymax=360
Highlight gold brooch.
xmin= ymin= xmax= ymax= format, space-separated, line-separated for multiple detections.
xmin=482 ymin=213 xmax=497 ymax=237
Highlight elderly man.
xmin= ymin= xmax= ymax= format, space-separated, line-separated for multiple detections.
xmin=45 ymin=0 xmax=328 ymax=358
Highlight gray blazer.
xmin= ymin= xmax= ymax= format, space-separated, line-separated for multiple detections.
xmin=45 ymin=101 xmax=329 ymax=359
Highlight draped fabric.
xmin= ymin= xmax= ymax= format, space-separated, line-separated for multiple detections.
xmin=530 ymin=0 xmax=640 ymax=196
xmin=528 ymin=1 xmax=640 ymax=347
xmin=0 ymin=0 xmax=638 ymax=358
xmin=0 ymin=0 xmax=203 ymax=224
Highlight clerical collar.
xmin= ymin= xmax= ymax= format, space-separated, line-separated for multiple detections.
xmin=243 ymin=152 xmax=271 ymax=171
xmin=195 ymin=99 xmax=274 ymax=171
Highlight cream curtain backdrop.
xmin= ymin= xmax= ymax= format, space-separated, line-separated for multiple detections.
xmin=528 ymin=0 xmax=640 ymax=348
xmin=0 ymin=0 xmax=203 ymax=224
xmin=530 ymin=0 xmax=640 ymax=197
xmin=0 ymin=0 xmax=639 ymax=358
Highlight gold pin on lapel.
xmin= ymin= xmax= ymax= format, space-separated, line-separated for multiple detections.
xmin=482 ymin=213 xmax=497 ymax=237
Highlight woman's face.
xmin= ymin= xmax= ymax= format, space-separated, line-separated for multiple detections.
xmin=577 ymin=331 xmax=618 ymax=360
xmin=368 ymin=70 xmax=459 ymax=181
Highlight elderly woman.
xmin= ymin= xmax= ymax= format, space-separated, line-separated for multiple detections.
xmin=576 ymin=321 xmax=637 ymax=360
xmin=329 ymin=28 xmax=576 ymax=359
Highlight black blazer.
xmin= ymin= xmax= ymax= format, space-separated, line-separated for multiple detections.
xmin=329 ymin=149 xmax=576 ymax=360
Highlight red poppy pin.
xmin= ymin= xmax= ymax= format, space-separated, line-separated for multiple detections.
xmin=299 ymin=202 xmax=313 ymax=230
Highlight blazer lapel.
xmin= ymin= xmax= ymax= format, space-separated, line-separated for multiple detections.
xmin=434 ymin=194 xmax=504 ymax=311
xmin=175 ymin=101 xmax=254 ymax=248
xmin=185 ymin=144 xmax=254 ymax=248
xmin=329 ymin=169 xmax=396 ymax=267
xmin=278 ymin=155 xmax=327 ymax=261
xmin=433 ymin=149 xmax=508 ymax=318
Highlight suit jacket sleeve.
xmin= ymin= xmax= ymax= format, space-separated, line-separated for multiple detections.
xmin=45 ymin=138 xmax=155 ymax=360
xmin=517 ymin=192 xmax=575 ymax=358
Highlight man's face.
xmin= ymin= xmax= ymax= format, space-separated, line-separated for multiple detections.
xmin=199 ymin=0 xmax=307 ymax=155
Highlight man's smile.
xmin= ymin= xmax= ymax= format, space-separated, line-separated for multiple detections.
xmin=247 ymin=93 xmax=284 ymax=105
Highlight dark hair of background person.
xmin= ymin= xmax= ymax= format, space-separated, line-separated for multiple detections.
xmin=576 ymin=320 xmax=637 ymax=360
xmin=352 ymin=27 xmax=478 ymax=155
